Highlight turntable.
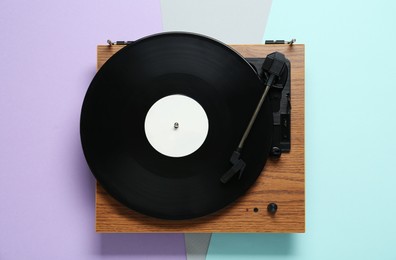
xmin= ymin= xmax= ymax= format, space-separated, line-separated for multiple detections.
xmin=80 ymin=32 xmax=305 ymax=232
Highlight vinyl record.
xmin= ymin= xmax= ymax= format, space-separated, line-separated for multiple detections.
xmin=80 ymin=32 xmax=273 ymax=219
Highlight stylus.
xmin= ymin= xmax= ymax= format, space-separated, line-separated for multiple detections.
xmin=221 ymin=52 xmax=289 ymax=184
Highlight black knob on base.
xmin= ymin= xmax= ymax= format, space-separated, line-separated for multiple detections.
xmin=267 ymin=203 xmax=278 ymax=214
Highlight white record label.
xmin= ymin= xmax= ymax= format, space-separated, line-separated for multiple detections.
xmin=144 ymin=94 xmax=209 ymax=158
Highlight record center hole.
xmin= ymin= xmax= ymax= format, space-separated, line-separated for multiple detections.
xmin=253 ymin=207 xmax=259 ymax=213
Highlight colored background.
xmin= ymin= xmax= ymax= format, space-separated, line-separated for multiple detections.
xmin=1 ymin=0 xmax=395 ymax=259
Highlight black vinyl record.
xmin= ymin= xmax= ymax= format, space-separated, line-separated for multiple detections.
xmin=80 ymin=32 xmax=273 ymax=219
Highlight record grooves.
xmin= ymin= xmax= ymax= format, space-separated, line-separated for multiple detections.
xmin=80 ymin=32 xmax=273 ymax=219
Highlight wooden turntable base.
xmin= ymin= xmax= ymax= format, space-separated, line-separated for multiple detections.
xmin=95 ymin=43 xmax=305 ymax=233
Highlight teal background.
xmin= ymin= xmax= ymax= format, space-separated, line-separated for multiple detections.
xmin=208 ymin=0 xmax=396 ymax=259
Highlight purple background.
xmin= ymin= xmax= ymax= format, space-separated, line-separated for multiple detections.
xmin=0 ymin=0 xmax=186 ymax=259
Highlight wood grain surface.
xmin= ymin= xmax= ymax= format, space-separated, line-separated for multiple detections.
xmin=94 ymin=44 xmax=305 ymax=233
